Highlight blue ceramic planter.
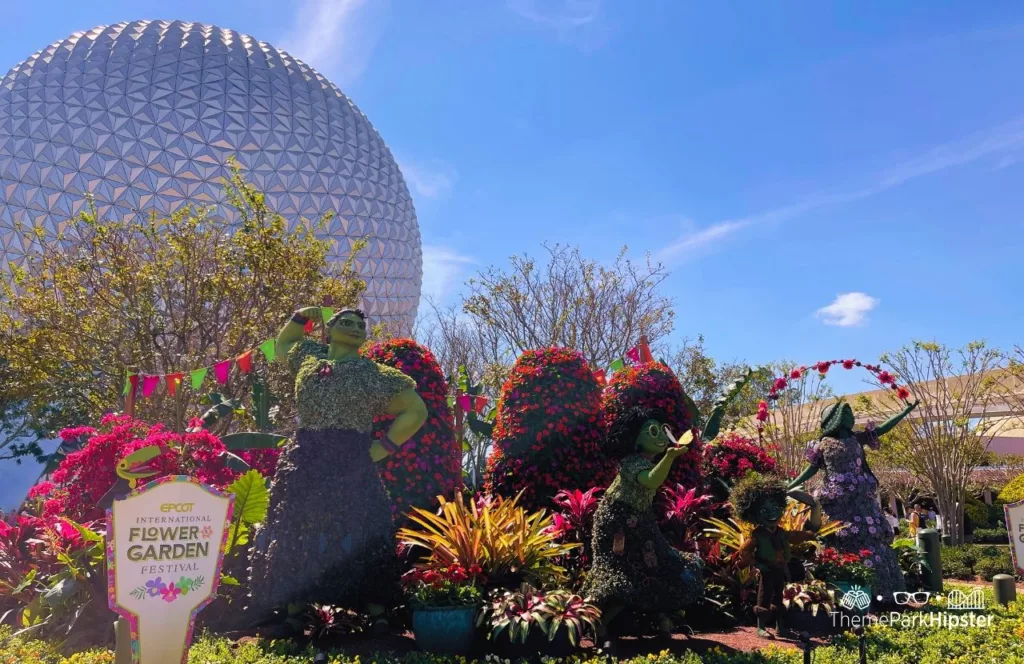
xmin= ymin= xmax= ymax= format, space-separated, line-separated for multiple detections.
xmin=412 ymin=605 xmax=478 ymax=654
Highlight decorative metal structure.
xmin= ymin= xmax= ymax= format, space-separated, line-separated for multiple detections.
xmin=0 ymin=20 xmax=422 ymax=330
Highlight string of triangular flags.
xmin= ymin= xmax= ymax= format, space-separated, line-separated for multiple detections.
xmin=122 ymin=308 xmax=338 ymax=400
xmin=452 ymin=337 xmax=657 ymax=412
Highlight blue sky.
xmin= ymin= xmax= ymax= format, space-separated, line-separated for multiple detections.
xmin=3 ymin=0 xmax=1024 ymax=399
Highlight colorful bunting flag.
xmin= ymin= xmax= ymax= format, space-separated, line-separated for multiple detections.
xmin=609 ymin=358 xmax=625 ymax=372
xmin=190 ymin=368 xmax=208 ymax=391
xmin=593 ymin=369 xmax=606 ymax=384
xmin=142 ymin=375 xmax=159 ymax=398
xmin=259 ymin=338 xmax=277 ymax=363
xmin=625 ymin=346 xmax=641 ymax=365
xmin=474 ymin=396 xmax=488 ymax=414
xmin=123 ymin=371 xmax=135 ymax=396
xmin=166 ymin=373 xmax=183 ymax=396
xmin=237 ymin=350 xmax=253 ymax=375
xmin=304 ymin=319 xmax=314 ymax=334
xmin=456 ymin=394 xmax=473 ymax=412
xmin=321 ymin=307 xmax=335 ymax=325
xmin=214 ymin=360 xmax=232 ymax=384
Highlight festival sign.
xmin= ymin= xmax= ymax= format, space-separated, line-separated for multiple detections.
xmin=1004 ymin=499 xmax=1024 ymax=577
xmin=107 ymin=476 xmax=233 ymax=664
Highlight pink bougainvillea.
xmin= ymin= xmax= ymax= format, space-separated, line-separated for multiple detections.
xmin=485 ymin=348 xmax=614 ymax=511
xmin=702 ymin=432 xmax=777 ymax=485
xmin=361 ymin=338 xmax=461 ymax=524
xmin=36 ymin=414 xmax=268 ymax=522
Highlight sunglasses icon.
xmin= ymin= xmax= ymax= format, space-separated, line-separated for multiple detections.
xmin=893 ymin=591 xmax=931 ymax=605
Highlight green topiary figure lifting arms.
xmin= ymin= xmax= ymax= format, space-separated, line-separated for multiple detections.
xmin=732 ymin=473 xmax=821 ymax=639
xmin=787 ymin=399 xmax=917 ymax=599
xmin=246 ymin=306 xmax=427 ymax=631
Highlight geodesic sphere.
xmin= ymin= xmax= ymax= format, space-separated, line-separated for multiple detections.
xmin=0 ymin=20 xmax=422 ymax=331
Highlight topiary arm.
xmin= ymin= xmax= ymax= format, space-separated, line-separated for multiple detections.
xmin=276 ymin=306 xmax=320 ymax=362
xmin=701 ymin=368 xmax=753 ymax=443
xmin=867 ymin=399 xmax=919 ymax=439
xmin=638 ymin=430 xmax=693 ymax=489
xmin=786 ymin=464 xmax=818 ymax=491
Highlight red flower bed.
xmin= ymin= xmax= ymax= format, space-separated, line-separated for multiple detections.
xmin=485 ymin=348 xmax=613 ymax=510
xmin=362 ymin=338 xmax=461 ymax=524
xmin=702 ymin=432 xmax=777 ymax=485
xmin=602 ymin=362 xmax=702 ymax=490
xmin=32 ymin=414 xmax=263 ymax=522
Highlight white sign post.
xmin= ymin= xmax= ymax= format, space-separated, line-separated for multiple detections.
xmin=107 ymin=476 xmax=233 ymax=664
xmin=1004 ymin=499 xmax=1024 ymax=577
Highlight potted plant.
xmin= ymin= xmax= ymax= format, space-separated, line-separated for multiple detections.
xmin=782 ymin=581 xmax=837 ymax=633
xmin=807 ymin=547 xmax=876 ymax=615
xmin=479 ymin=584 xmax=600 ymax=657
xmin=404 ymin=564 xmax=484 ymax=654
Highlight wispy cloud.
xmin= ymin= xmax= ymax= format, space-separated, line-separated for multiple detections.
xmin=421 ymin=245 xmax=476 ymax=302
xmin=656 ymin=116 xmax=1024 ymax=263
xmin=279 ymin=0 xmax=390 ymax=86
xmin=506 ymin=0 xmax=612 ymax=51
xmin=400 ymin=160 xmax=459 ymax=200
xmin=816 ymin=292 xmax=879 ymax=327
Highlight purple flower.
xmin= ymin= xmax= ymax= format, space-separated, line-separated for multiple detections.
xmin=864 ymin=559 xmax=874 ymax=567
xmin=854 ymin=516 xmax=862 ymax=522
xmin=849 ymin=525 xmax=860 ymax=534
xmin=869 ymin=526 xmax=877 ymax=534
xmin=866 ymin=516 xmax=874 ymax=525
xmin=145 ymin=577 xmax=166 ymax=598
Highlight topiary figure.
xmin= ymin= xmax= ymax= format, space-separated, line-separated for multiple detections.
xmin=362 ymin=338 xmax=461 ymax=525
xmin=602 ymin=362 xmax=702 ymax=491
xmin=485 ymin=347 xmax=614 ymax=511
xmin=731 ymin=472 xmax=821 ymax=639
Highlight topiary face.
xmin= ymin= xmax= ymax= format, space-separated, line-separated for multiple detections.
xmin=821 ymin=401 xmax=855 ymax=439
xmin=329 ymin=312 xmax=367 ymax=349
xmin=637 ymin=419 xmax=671 ymax=456
xmin=731 ymin=472 xmax=789 ymax=527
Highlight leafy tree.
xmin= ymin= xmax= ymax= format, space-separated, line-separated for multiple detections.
xmin=861 ymin=340 xmax=1003 ymax=546
xmin=0 ymin=163 xmax=366 ymax=441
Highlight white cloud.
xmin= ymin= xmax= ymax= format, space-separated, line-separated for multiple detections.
xmin=279 ymin=0 xmax=390 ymax=86
xmin=816 ymin=292 xmax=879 ymax=327
xmin=657 ymin=116 xmax=1024 ymax=263
xmin=421 ymin=245 xmax=476 ymax=302
xmin=400 ymin=160 xmax=459 ymax=199
xmin=506 ymin=0 xmax=612 ymax=51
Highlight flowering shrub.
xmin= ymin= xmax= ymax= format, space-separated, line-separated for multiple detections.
xmin=808 ymin=547 xmax=876 ymax=587
xmin=362 ymin=338 xmax=460 ymax=523
xmin=33 ymin=414 xmax=253 ymax=522
xmin=602 ymin=362 xmax=702 ymax=490
xmin=485 ymin=348 xmax=613 ymax=510
xmin=702 ymin=433 xmax=777 ymax=487
xmin=402 ymin=564 xmax=485 ymax=608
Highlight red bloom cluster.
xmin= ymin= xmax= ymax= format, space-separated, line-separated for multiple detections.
xmin=602 ymin=362 xmax=702 ymax=490
xmin=402 ymin=563 xmax=485 ymax=588
xmin=702 ymin=433 xmax=777 ymax=484
xmin=485 ymin=348 xmax=614 ymax=511
xmin=362 ymin=338 xmax=461 ymax=524
xmin=757 ymin=359 xmax=913 ymax=439
xmin=816 ymin=547 xmax=865 ymax=566
xmin=34 ymin=414 xmax=256 ymax=522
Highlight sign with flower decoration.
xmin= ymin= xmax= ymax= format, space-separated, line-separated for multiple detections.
xmin=107 ymin=476 xmax=233 ymax=664
xmin=1004 ymin=499 xmax=1024 ymax=577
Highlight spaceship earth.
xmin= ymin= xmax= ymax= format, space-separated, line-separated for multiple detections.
xmin=0 ymin=20 xmax=422 ymax=330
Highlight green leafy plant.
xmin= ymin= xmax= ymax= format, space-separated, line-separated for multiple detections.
xmin=781 ymin=580 xmax=835 ymax=616
xmin=284 ymin=603 xmax=369 ymax=643
xmin=478 ymin=584 xmax=600 ymax=647
xmin=398 ymin=491 xmax=579 ymax=587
